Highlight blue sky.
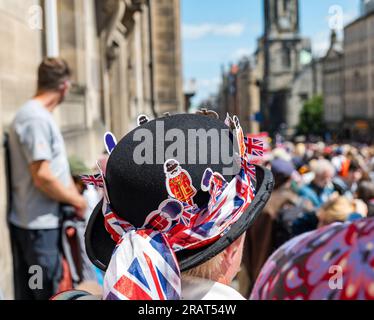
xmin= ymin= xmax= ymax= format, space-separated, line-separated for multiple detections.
xmin=181 ymin=0 xmax=360 ymax=105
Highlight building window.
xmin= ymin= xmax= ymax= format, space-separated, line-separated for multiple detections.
xmin=282 ymin=0 xmax=290 ymax=13
xmin=57 ymin=0 xmax=79 ymax=84
xmin=354 ymin=71 xmax=361 ymax=91
xmin=282 ymin=44 xmax=291 ymax=68
xmin=300 ymin=93 xmax=309 ymax=102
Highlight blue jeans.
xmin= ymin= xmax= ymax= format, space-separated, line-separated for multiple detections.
xmin=9 ymin=224 xmax=62 ymax=300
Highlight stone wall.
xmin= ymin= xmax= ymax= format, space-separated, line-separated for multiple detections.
xmin=151 ymin=0 xmax=183 ymax=114
xmin=56 ymin=0 xmax=105 ymax=167
xmin=0 ymin=0 xmax=105 ymax=299
xmin=344 ymin=15 xmax=372 ymax=120
xmin=0 ymin=0 xmax=43 ymax=299
xmin=0 ymin=0 xmax=184 ymax=299
xmin=323 ymin=50 xmax=344 ymax=125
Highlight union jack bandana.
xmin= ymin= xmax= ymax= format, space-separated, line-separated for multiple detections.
xmin=84 ymin=115 xmax=262 ymax=300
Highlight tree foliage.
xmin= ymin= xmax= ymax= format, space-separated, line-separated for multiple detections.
xmin=297 ymin=96 xmax=325 ymax=136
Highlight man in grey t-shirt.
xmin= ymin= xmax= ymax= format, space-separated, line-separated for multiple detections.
xmin=8 ymin=58 xmax=87 ymax=300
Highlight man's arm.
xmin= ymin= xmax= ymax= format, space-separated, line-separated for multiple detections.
xmin=30 ymin=160 xmax=87 ymax=218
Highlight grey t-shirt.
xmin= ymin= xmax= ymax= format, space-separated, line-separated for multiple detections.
xmin=8 ymin=100 xmax=71 ymax=230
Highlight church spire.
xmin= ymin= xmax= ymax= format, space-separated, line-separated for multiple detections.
xmin=330 ymin=29 xmax=337 ymax=46
xmin=264 ymin=0 xmax=300 ymax=36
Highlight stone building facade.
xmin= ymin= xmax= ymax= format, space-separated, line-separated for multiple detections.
xmin=260 ymin=0 xmax=304 ymax=134
xmin=257 ymin=0 xmax=322 ymax=136
xmin=151 ymin=0 xmax=184 ymax=115
xmin=0 ymin=0 xmax=45 ymax=299
xmin=361 ymin=0 xmax=374 ymax=15
xmin=216 ymin=0 xmax=323 ymax=136
xmin=96 ymin=0 xmax=183 ymax=139
xmin=216 ymin=59 xmax=260 ymax=134
xmin=322 ymin=31 xmax=344 ymax=139
xmin=237 ymin=59 xmax=261 ymax=134
xmin=287 ymin=59 xmax=323 ymax=134
xmin=321 ymin=10 xmax=374 ymax=142
xmin=0 ymin=0 xmax=183 ymax=298
xmin=343 ymin=11 xmax=374 ymax=141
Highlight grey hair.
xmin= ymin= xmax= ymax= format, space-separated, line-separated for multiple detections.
xmin=312 ymin=159 xmax=335 ymax=176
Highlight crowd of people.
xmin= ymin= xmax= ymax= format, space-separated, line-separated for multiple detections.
xmin=240 ymin=141 xmax=374 ymax=297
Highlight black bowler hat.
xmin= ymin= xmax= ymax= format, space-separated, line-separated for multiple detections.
xmin=165 ymin=159 xmax=180 ymax=174
xmin=85 ymin=113 xmax=274 ymax=272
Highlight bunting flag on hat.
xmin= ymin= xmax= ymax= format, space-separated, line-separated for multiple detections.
xmin=83 ymin=113 xmax=263 ymax=301
xmin=245 ymin=137 xmax=265 ymax=158
xmin=104 ymin=132 xmax=117 ymax=155
xmin=102 ymin=201 xmax=133 ymax=243
xmin=242 ymin=157 xmax=257 ymax=183
xmin=137 ymin=114 xmax=150 ymax=126
xmin=233 ymin=116 xmax=246 ymax=157
xmin=164 ymin=159 xmax=197 ymax=207
xmin=80 ymin=174 xmax=104 ymax=188
xmin=224 ymin=113 xmax=234 ymax=129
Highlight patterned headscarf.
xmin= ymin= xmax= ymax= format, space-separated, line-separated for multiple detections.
xmin=251 ymin=218 xmax=374 ymax=300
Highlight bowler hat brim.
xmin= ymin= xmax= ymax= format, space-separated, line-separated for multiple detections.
xmin=85 ymin=165 xmax=274 ymax=272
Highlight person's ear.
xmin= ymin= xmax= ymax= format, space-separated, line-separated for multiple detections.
xmin=224 ymin=235 xmax=245 ymax=263
xmin=59 ymin=80 xmax=71 ymax=94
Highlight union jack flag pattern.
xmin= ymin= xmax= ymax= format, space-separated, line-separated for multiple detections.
xmin=242 ymin=158 xmax=257 ymax=183
xmin=80 ymin=174 xmax=104 ymax=188
xmin=245 ymin=137 xmax=265 ymax=158
xmin=104 ymin=229 xmax=181 ymax=300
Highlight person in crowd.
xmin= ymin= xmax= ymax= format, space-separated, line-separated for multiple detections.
xmin=292 ymin=143 xmax=307 ymax=172
xmin=239 ymin=158 xmax=303 ymax=297
xmin=180 ymin=235 xmax=248 ymax=299
xmin=317 ymin=196 xmax=367 ymax=227
xmin=356 ymin=181 xmax=374 ymax=217
xmin=333 ymin=160 xmax=365 ymax=197
xmin=298 ymin=159 xmax=336 ymax=209
xmin=331 ymin=146 xmax=347 ymax=175
xmin=69 ymin=156 xmax=101 ymax=222
xmin=57 ymin=156 xmax=102 ymax=290
xmin=7 ymin=57 xmax=87 ymax=300
xmin=53 ymin=236 xmax=248 ymax=301
xmin=291 ymin=159 xmax=337 ymax=236
xmin=272 ymin=147 xmax=292 ymax=162
xmin=322 ymin=146 xmax=333 ymax=160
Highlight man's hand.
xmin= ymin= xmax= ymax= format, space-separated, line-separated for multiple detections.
xmin=30 ymin=160 xmax=87 ymax=219
xmin=68 ymin=178 xmax=88 ymax=219
xmin=71 ymin=194 xmax=88 ymax=219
